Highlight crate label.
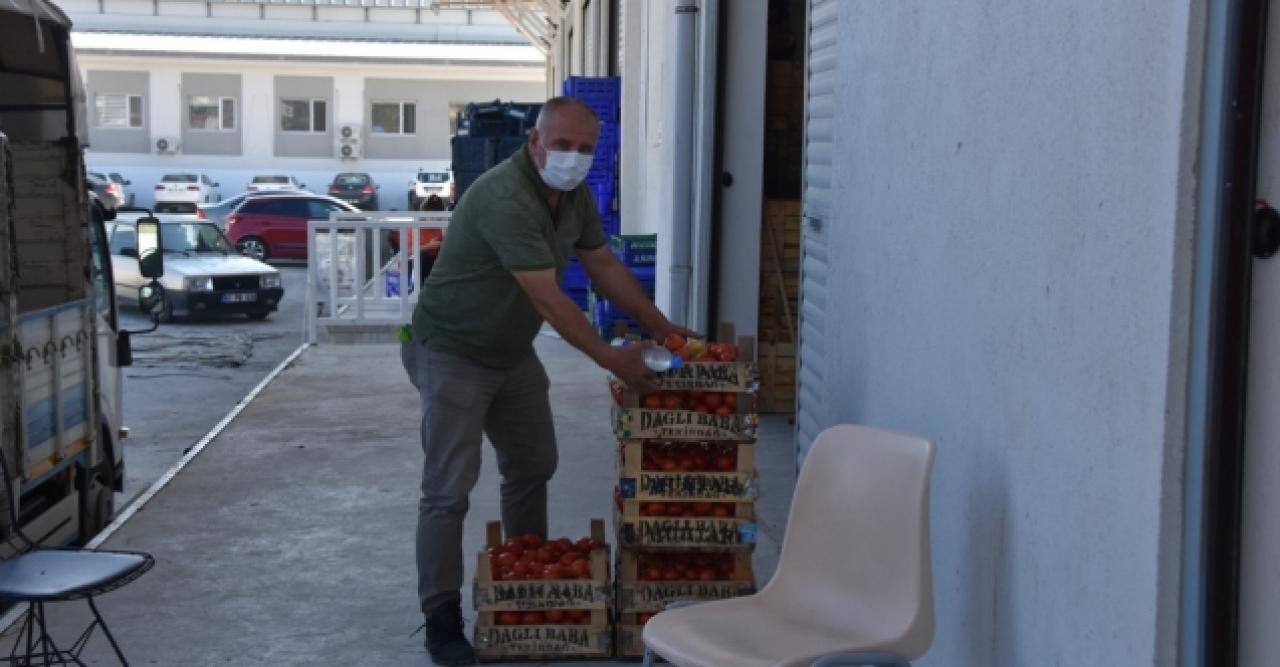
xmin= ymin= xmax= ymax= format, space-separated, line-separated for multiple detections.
xmin=616 ymin=408 xmax=758 ymax=440
xmin=624 ymin=518 xmax=758 ymax=547
xmin=474 ymin=581 xmax=610 ymax=609
xmin=476 ymin=626 xmax=607 ymax=653
xmin=621 ymin=581 xmax=756 ymax=608
xmin=654 ymin=362 xmax=759 ymax=392
xmin=636 ymin=473 xmax=753 ymax=499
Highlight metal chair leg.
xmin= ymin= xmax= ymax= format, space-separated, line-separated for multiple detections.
xmin=87 ymin=597 xmax=128 ymax=666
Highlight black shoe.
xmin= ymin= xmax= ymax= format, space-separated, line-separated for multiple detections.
xmin=424 ymin=602 xmax=476 ymax=666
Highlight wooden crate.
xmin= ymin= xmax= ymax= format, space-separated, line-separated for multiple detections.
xmin=616 ymin=622 xmax=646 ymax=660
xmin=473 ymin=609 xmax=613 ymax=661
xmin=756 ymin=342 xmax=796 ymax=414
xmin=615 ymin=550 xmax=755 ymax=612
xmin=613 ymin=502 xmax=756 ymax=550
xmin=611 ymin=393 xmax=758 ymax=442
xmin=474 ymin=520 xmax=612 ymax=611
xmin=617 ymin=441 xmax=757 ymax=501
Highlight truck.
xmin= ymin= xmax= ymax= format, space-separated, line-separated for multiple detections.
xmin=0 ymin=0 xmax=165 ymax=549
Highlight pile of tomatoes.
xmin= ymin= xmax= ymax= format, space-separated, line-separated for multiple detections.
xmin=493 ymin=610 xmax=594 ymax=626
xmin=639 ymin=501 xmax=738 ymax=518
xmin=639 ymin=442 xmax=739 ymax=472
xmin=662 ymin=334 xmax=740 ymax=363
xmin=487 ymin=533 xmax=603 ymax=582
xmin=640 ymin=390 xmax=739 ymax=414
xmin=634 ymin=551 xmax=739 ymax=582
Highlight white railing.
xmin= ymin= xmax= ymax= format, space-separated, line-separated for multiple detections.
xmin=305 ymin=211 xmax=450 ymax=343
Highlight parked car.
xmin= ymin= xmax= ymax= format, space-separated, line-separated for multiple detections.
xmin=225 ymin=194 xmax=359 ymax=261
xmin=198 ymin=190 xmax=308 ymax=230
xmin=408 ymin=169 xmax=452 ymax=209
xmin=154 ymin=173 xmax=221 ymax=213
xmin=329 ymin=173 xmax=379 ymax=210
xmin=87 ymin=171 xmax=126 ymax=209
xmin=108 ymin=171 xmax=134 ymax=206
xmin=85 ymin=172 xmax=122 ymax=213
xmin=108 ymin=214 xmax=283 ymax=321
xmin=247 ymin=174 xmax=304 ymax=193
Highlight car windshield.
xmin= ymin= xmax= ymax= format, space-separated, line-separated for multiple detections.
xmin=162 ymin=174 xmax=198 ymax=183
xmin=162 ymin=222 xmax=235 ymax=255
xmin=254 ymin=176 xmax=290 ymax=184
xmin=417 ymin=172 xmax=449 ymax=183
xmin=336 ymin=174 xmax=368 ymax=185
xmin=89 ymin=172 xmax=106 ymax=180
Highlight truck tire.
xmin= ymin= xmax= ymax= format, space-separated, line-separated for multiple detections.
xmin=79 ymin=471 xmax=115 ymax=543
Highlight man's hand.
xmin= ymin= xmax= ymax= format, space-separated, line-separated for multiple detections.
xmin=603 ymin=342 xmax=660 ymax=393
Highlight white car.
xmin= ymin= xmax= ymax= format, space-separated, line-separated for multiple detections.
xmin=247 ymin=174 xmax=304 ymax=193
xmin=408 ymin=169 xmax=453 ymax=209
xmin=108 ymin=215 xmax=283 ymax=321
xmin=154 ymin=173 xmax=221 ymax=213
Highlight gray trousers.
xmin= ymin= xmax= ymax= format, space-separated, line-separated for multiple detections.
xmin=401 ymin=340 xmax=558 ymax=614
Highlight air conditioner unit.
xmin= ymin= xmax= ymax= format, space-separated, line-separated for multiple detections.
xmin=338 ymin=123 xmax=361 ymax=143
xmin=337 ymin=142 xmax=361 ymax=160
xmin=154 ymin=136 xmax=179 ymax=154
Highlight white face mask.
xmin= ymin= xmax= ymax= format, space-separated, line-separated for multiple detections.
xmin=537 ymin=144 xmax=595 ymax=191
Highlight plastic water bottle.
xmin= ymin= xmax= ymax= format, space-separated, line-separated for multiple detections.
xmin=610 ymin=338 xmax=684 ymax=372
xmin=641 ymin=346 xmax=683 ymax=372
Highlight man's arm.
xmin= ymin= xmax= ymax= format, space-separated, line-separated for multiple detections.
xmin=576 ymin=245 xmax=699 ymax=341
xmin=512 ymin=268 xmax=659 ymax=391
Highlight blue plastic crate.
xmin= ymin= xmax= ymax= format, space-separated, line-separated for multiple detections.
xmin=451 ymin=136 xmax=495 ymax=173
xmin=463 ymin=117 xmax=518 ymax=138
xmin=454 ymin=170 xmax=484 ymax=201
xmin=563 ymin=259 xmax=590 ymax=290
xmin=495 ymin=136 xmax=527 ymax=163
xmin=611 ymin=234 xmax=656 ymax=266
xmin=568 ymin=289 xmax=591 ymax=311
xmin=563 ymin=77 xmax=621 ymax=123
xmin=599 ymin=213 xmax=621 ymax=237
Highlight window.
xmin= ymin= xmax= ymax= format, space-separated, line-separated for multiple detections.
xmin=371 ymin=101 xmax=416 ymax=135
xmin=189 ymin=95 xmax=236 ymax=131
xmin=281 ymin=99 xmax=327 ymax=133
xmin=109 ymin=224 xmax=137 ymax=255
xmin=162 ymin=174 xmax=197 ymax=183
xmin=307 ymin=199 xmax=345 ymax=220
xmin=94 ymin=94 xmax=143 ymax=128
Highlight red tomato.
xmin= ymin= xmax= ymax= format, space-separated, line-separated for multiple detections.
xmin=662 ymin=395 xmax=682 ymax=410
xmin=521 ymin=611 xmax=545 ymax=625
xmin=554 ymin=537 xmax=574 ymax=553
xmin=502 ymin=538 xmax=525 ymax=555
xmin=664 ymin=333 xmax=686 ymax=352
xmin=713 ymin=504 xmax=733 ymax=518
xmin=500 ymin=569 xmax=517 ymax=581
xmin=643 ymin=502 xmax=665 ymax=517
xmin=521 ymin=533 xmax=543 ymax=548
xmin=497 ymin=552 xmax=518 ymax=568
xmin=576 ymin=613 xmax=592 ymax=625
xmin=643 ymin=567 xmax=663 ymax=581
xmin=571 ymin=559 xmax=592 ymax=578
xmin=699 ymin=567 xmax=717 ymax=581
xmin=536 ymin=546 xmax=555 ymax=563
xmin=714 ymin=453 xmax=736 ymax=471
xmin=703 ymin=393 xmax=723 ymax=409
xmin=694 ymin=405 xmax=711 ymax=414
xmin=643 ymin=394 xmax=663 ymax=409
xmin=693 ymin=502 xmax=714 ymax=515
xmin=512 ymin=560 xmax=531 ymax=577
xmin=662 ymin=567 xmax=680 ymax=581
xmin=497 ymin=612 xmax=520 ymax=625
xmin=723 ymin=393 xmax=738 ymax=409
xmin=542 ymin=564 xmax=563 ymax=579
xmin=715 ymin=405 xmax=733 ymax=416
xmin=544 ymin=609 xmax=566 ymax=623
xmin=574 ymin=537 xmax=595 ymax=552
xmin=559 ymin=553 xmax=579 ymax=568
xmin=677 ymin=455 xmax=695 ymax=471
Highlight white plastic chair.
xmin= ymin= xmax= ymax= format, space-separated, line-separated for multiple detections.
xmin=641 ymin=424 xmax=936 ymax=667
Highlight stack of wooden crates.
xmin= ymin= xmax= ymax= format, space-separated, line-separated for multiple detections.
xmin=758 ymin=199 xmax=801 ymax=413
xmin=609 ymin=326 xmax=761 ymax=657
xmin=471 ymin=520 xmax=614 ymax=661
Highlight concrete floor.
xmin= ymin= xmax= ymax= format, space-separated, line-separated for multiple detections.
xmin=38 ymin=334 xmax=796 ymax=666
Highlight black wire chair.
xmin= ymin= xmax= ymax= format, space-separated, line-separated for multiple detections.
xmin=0 ymin=450 xmax=153 ymax=666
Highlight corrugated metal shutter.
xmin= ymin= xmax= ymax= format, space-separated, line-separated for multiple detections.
xmin=795 ymin=0 xmax=837 ymax=467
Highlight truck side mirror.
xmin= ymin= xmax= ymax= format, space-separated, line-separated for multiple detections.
xmin=138 ymin=281 xmax=165 ymax=319
xmin=136 ymin=218 xmax=164 ymax=278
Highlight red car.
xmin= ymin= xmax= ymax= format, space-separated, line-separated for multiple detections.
xmin=225 ymin=194 xmax=358 ymax=261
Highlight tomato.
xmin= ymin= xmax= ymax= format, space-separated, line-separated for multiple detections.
xmin=662 ymin=395 xmax=682 ymax=410
xmin=660 ymin=457 xmax=680 ymax=472
xmin=511 ymin=560 xmax=531 ymax=577
xmin=571 ymin=559 xmax=592 ymax=578
xmin=577 ymin=612 xmax=593 ymax=625
xmin=677 ymin=455 xmax=695 ymax=471
xmin=536 ymin=546 xmax=555 ymax=563
xmin=544 ymin=609 xmax=566 ymax=623
xmin=694 ymin=405 xmax=712 ymax=414
xmin=554 ymin=537 xmax=574 ymax=553
xmin=643 ymin=566 xmax=663 ymax=581
xmin=497 ymin=612 xmax=520 ymax=626
xmin=497 ymin=552 xmax=518 ymax=568
xmin=521 ymin=533 xmax=543 ymax=548
xmin=642 ymin=502 xmax=664 ymax=517
xmin=643 ymin=394 xmax=663 ymax=409
xmin=664 ymin=333 xmax=687 ymax=352
xmin=692 ymin=502 xmax=714 ymax=515
xmin=521 ymin=611 xmax=545 ymax=625
xmin=713 ymin=504 xmax=733 ymax=518
xmin=542 ymin=564 xmax=564 ymax=579
xmin=703 ymin=393 xmax=722 ymax=409
xmin=574 ymin=537 xmax=595 ymax=552
xmin=662 ymin=567 xmax=680 ymax=581
xmin=699 ymin=567 xmax=717 ymax=581
xmin=714 ymin=453 xmax=736 ymax=471
xmin=559 ymin=553 xmax=579 ymax=568
xmin=715 ymin=405 xmax=733 ymax=416
xmin=723 ymin=393 xmax=738 ymax=409
xmin=501 ymin=569 xmax=517 ymax=581
xmin=502 ymin=538 xmax=525 ymax=555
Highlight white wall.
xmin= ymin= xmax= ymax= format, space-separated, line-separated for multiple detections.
xmin=78 ymin=53 xmax=544 ymax=209
xmin=811 ymin=2 xmax=1203 ymax=664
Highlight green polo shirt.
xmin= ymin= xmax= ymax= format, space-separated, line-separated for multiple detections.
xmin=411 ymin=144 xmax=607 ymax=368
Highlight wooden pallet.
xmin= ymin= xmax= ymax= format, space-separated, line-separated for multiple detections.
xmin=617 ymin=441 xmax=757 ymax=502
xmin=473 ymin=609 xmax=613 ymax=662
xmin=615 ymin=550 xmax=755 ymax=612
xmin=613 ymin=503 xmax=756 ymax=551
xmin=473 ymin=519 xmax=612 ymax=611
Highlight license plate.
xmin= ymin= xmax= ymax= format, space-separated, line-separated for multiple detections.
xmin=221 ymin=292 xmax=257 ymax=303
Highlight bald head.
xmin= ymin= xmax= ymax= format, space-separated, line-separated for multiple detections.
xmin=535 ymin=97 xmax=600 ymax=134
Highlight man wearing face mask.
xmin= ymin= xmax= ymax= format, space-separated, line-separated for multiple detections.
xmin=403 ymin=96 xmax=695 ymax=665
